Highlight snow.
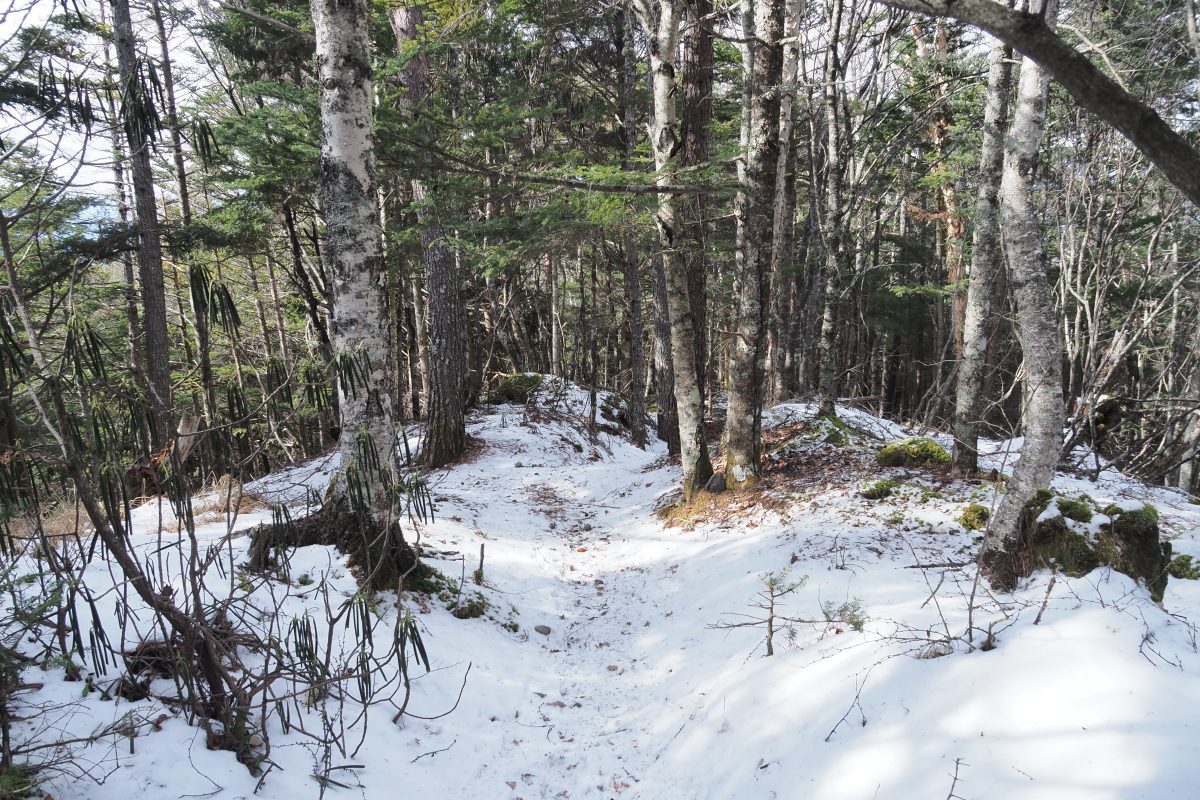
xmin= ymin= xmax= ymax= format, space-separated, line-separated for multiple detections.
xmin=8 ymin=392 xmax=1200 ymax=800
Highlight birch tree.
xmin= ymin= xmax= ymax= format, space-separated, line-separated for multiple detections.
xmin=312 ymin=0 xmax=398 ymax=518
xmin=982 ymin=0 xmax=1064 ymax=576
xmin=631 ymin=0 xmax=714 ymax=499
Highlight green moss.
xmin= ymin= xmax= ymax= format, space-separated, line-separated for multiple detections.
xmin=1055 ymin=496 xmax=1094 ymax=523
xmin=452 ymin=593 xmax=489 ymax=619
xmin=875 ymin=437 xmax=951 ymax=468
xmin=1169 ymin=554 xmax=1200 ymax=580
xmin=959 ymin=502 xmax=990 ymax=531
xmin=1120 ymin=504 xmax=1159 ymax=531
xmin=1030 ymin=516 xmax=1102 ymax=577
xmin=817 ymin=414 xmax=855 ymax=446
xmin=1027 ymin=488 xmax=1056 ymax=516
xmin=489 ymin=373 xmax=543 ymax=405
xmin=403 ymin=563 xmax=453 ymax=596
xmin=861 ymin=478 xmax=900 ymax=500
xmin=1102 ymin=504 xmax=1169 ymax=602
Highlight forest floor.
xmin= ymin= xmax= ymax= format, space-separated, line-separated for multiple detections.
xmin=19 ymin=380 xmax=1200 ymax=800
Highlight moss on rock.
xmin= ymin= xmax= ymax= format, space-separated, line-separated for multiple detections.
xmin=989 ymin=493 xmax=1171 ymax=602
xmin=1025 ymin=514 xmax=1102 ymax=577
xmin=875 ymin=437 xmax=951 ymax=468
xmin=1101 ymin=503 xmax=1170 ymax=602
xmin=1168 ymin=554 xmax=1200 ymax=580
xmin=489 ymin=373 xmax=543 ymax=405
xmin=1055 ymin=496 xmax=1094 ymax=523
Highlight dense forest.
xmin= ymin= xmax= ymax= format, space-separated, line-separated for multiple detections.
xmin=1 ymin=0 xmax=1200 ymax=793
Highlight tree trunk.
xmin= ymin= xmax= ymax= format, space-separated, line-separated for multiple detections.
xmin=767 ymin=0 xmax=801 ymax=405
xmin=390 ymin=4 xmax=467 ymax=467
xmin=681 ymin=0 xmax=713 ymax=408
xmin=312 ymin=0 xmax=398 ymax=519
xmin=110 ymin=0 xmax=174 ymax=446
xmin=620 ymin=7 xmax=647 ymax=448
xmin=817 ymin=0 xmax=845 ymax=419
xmin=632 ymin=0 xmax=713 ymax=498
xmin=725 ymin=0 xmax=784 ymax=489
xmin=982 ymin=0 xmax=1065 ymax=582
xmin=651 ymin=251 xmax=682 ymax=455
xmin=953 ymin=38 xmax=1011 ymax=474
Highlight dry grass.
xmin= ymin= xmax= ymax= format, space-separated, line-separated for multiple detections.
xmin=5 ymin=502 xmax=85 ymax=540
xmin=657 ymin=485 xmax=791 ymax=531
xmin=657 ymin=428 xmax=883 ymax=530
xmin=190 ymin=475 xmax=270 ymax=521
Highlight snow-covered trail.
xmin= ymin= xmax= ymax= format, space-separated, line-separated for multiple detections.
xmin=364 ymin=403 xmax=1200 ymax=800
xmin=30 ymin=392 xmax=1200 ymax=800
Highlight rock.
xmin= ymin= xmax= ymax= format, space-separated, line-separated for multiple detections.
xmin=703 ymin=472 xmax=726 ymax=494
xmin=581 ymin=523 xmax=592 ymax=531
xmin=875 ymin=437 xmax=951 ymax=468
xmin=986 ymin=491 xmax=1171 ymax=601
xmin=489 ymin=373 xmax=543 ymax=405
xmin=514 ymin=461 xmax=524 ymax=468
xmin=534 ymin=624 xmax=552 ymax=636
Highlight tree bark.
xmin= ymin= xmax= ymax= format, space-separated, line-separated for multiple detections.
xmin=983 ymin=0 xmax=1065 ymax=580
xmin=110 ymin=0 xmax=175 ymax=446
xmin=817 ymin=0 xmax=845 ymax=419
xmin=681 ymin=0 xmax=714 ymax=409
xmin=632 ymin=0 xmax=714 ymax=498
xmin=952 ymin=38 xmax=1011 ymax=475
xmin=312 ymin=0 xmax=398 ymax=518
xmin=767 ymin=0 xmax=802 ymax=405
xmin=620 ymin=6 xmax=647 ymax=448
xmin=725 ymin=0 xmax=784 ymax=489
xmin=390 ymin=4 xmax=467 ymax=467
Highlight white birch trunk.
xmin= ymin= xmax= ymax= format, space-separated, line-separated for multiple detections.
xmin=312 ymin=0 xmax=397 ymax=519
xmin=632 ymin=0 xmax=713 ymax=499
xmin=984 ymin=0 xmax=1065 ymax=574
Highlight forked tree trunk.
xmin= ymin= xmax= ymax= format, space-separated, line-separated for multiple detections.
xmin=725 ymin=0 xmax=784 ymax=489
xmin=953 ymin=38 xmax=1011 ymax=474
xmin=983 ymin=0 xmax=1065 ymax=579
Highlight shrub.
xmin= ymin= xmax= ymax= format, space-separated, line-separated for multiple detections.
xmin=1168 ymin=554 xmax=1200 ymax=580
xmin=861 ymin=478 xmax=900 ymax=500
xmin=875 ymin=437 xmax=951 ymax=468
